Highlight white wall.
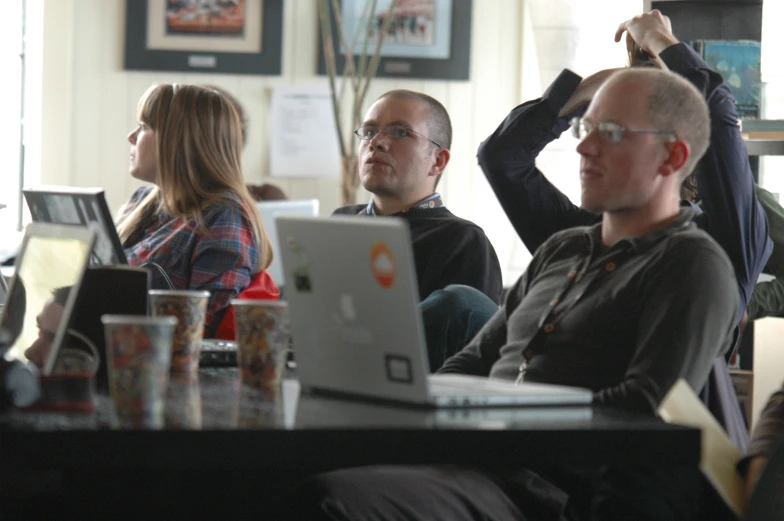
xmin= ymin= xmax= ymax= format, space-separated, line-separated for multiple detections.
xmin=0 ymin=1 xmax=24 ymax=231
xmin=33 ymin=0 xmax=638 ymax=284
xmin=33 ymin=0 xmax=520 ymax=284
xmin=750 ymin=318 xmax=784 ymax=428
xmin=749 ymin=0 xmax=784 ymax=430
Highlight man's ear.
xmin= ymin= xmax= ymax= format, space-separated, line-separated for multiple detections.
xmin=430 ymin=148 xmax=451 ymax=177
xmin=659 ymin=140 xmax=689 ymax=177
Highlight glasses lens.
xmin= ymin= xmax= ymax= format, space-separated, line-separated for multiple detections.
xmin=598 ymin=122 xmax=624 ymax=144
xmin=388 ymin=125 xmax=408 ymax=139
xmin=356 ymin=126 xmax=377 ymax=139
xmin=572 ymin=118 xmax=593 ymax=140
xmin=570 ymin=118 xmax=582 ymax=139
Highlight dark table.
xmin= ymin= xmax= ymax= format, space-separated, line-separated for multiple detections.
xmin=0 ymin=368 xmax=700 ymax=519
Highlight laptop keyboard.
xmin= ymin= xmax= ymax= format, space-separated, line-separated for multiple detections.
xmin=198 ymin=339 xmax=298 ymax=371
xmin=429 ymin=380 xmax=521 ymax=397
xmin=200 ymin=339 xmax=238 ymax=367
xmin=429 ymin=374 xmax=571 ymax=396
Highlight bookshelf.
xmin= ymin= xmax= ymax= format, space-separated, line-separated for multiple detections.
xmin=648 ymin=0 xmax=762 ymax=42
xmin=745 ymin=139 xmax=784 ymax=157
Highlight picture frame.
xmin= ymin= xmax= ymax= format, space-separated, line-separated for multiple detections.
xmin=318 ymin=0 xmax=472 ymax=81
xmin=124 ymin=0 xmax=283 ymax=76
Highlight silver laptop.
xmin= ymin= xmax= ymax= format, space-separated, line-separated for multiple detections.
xmin=199 ymin=199 xmax=320 ymax=362
xmin=0 ymin=223 xmax=96 ymax=375
xmin=276 ymin=215 xmax=593 ymax=408
xmin=0 ymin=272 xmax=7 ymax=306
xmin=257 ymin=199 xmax=319 ymax=286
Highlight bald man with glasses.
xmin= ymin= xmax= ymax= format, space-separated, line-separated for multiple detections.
xmin=476 ymin=10 xmax=771 ymax=452
xmin=333 ymin=89 xmax=503 ymax=371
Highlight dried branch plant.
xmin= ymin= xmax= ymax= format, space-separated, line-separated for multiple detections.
xmin=318 ymin=0 xmax=399 ymax=205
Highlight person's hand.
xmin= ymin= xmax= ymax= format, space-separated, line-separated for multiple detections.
xmin=615 ymin=10 xmax=679 ymax=60
xmin=745 ymin=456 xmax=767 ymax=500
xmin=558 ymin=68 xmax=623 ymax=118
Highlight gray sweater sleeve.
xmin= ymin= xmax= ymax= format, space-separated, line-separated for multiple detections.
xmin=438 ymin=275 xmax=530 ymax=376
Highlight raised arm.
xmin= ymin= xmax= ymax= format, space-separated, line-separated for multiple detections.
xmin=477 ymin=70 xmax=600 ymax=254
xmin=746 ymin=185 xmax=784 ymax=320
xmin=617 ymin=9 xmax=772 ymax=321
xmin=438 ymin=272 xmax=531 ymax=376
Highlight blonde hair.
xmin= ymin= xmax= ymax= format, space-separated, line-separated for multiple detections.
xmin=117 ymin=83 xmax=272 ymax=271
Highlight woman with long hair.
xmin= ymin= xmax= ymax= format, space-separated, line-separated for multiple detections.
xmin=116 ymin=83 xmax=272 ymax=337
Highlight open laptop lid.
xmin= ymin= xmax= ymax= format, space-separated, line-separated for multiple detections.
xmin=257 ymin=199 xmax=319 ymax=286
xmin=0 ymin=223 xmax=96 ymax=375
xmin=276 ymin=215 xmax=432 ymax=404
xmin=23 ymin=186 xmax=127 ymax=266
xmin=0 ymin=272 xmax=7 ymax=305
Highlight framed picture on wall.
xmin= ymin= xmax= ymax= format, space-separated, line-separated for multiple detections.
xmin=124 ymin=0 xmax=283 ymax=75
xmin=318 ymin=0 xmax=472 ymax=81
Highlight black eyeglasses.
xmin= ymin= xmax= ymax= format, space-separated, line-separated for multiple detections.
xmin=354 ymin=125 xmax=441 ymax=148
xmin=570 ymin=117 xmax=676 ymax=145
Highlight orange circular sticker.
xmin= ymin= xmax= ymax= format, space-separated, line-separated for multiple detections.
xmin=370 ymin=242 xmax=396 ymax=288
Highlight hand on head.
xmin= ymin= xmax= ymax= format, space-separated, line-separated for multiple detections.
xmin=615 ymin=10 xmax=679 ymax=61
xmin=559 ymin=10 xmax=681 ymax=119
xmin=559 ymin=69 xmax=623 ymax=118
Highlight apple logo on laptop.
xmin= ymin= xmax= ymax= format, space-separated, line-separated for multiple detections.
xmin=338 ymin=293 xmax=357 ymax=323
xmin=330 ymin=293 xmax=372 ymax=345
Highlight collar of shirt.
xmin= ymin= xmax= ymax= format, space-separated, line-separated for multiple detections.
xmin=362 ymin=193 xmax=443 ymax=216
xmin=584 ymin=206 xmax=697 ymax=256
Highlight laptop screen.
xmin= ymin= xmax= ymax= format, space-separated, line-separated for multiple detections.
xmin=0 ymin=223 xmax=96 ymax=375
xmin=24 ymin=186 xmax=127 ymax=266
xmin=257 ymin=199 xmax=319 ymax=286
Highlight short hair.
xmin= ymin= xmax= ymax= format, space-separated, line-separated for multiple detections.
xmin=627 ymin=58 xmax=704 ymax=198
xmin=376 ymin=90 xmax=452 ymax=190
xmin=51 ymin=286 xmax=71 ymax=307
xmin=610 ymin=68 xmax=710 ymax=183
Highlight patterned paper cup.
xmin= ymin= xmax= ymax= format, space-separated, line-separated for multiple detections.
xmin=149 ymin=290 xmax=210 ymax=374
xmin=232 ymin=300 xmax=289 ymax=393
xmin=101 ymin=314 xmax=177 ymax=429
xmin=234 ymin=385 xmax=279 ymax=428
xmin=165 ymin=374 xmax=202 ymax=429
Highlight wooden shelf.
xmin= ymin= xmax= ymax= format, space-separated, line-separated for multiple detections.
xmin=744 ymin=139 xmax=784 ymax=156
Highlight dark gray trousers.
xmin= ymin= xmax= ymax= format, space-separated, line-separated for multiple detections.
xmin=289 ymin=463 xmax=713 ymax=521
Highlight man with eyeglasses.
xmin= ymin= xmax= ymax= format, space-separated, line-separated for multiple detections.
xmin=290 ymin=50 xmax=739 ymax=521
xmin=333 ymin=90 xmax=503 ymax=370
xmin=476 ymin=10 xmax=770 ymax=452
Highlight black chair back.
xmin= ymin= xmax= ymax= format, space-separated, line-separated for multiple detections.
xmin=69 ymin=266 xmax=149 ymax=390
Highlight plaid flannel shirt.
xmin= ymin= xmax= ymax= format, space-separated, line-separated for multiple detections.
xmin=121 ymin=187 xmax=259 ymax=337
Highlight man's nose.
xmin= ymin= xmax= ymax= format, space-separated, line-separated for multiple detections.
xmin=575 ymin=128 xmax=600 ymax=156
xmin=24 ymin=339 xmax=46 ymax=367
xmin=368 ymin=129 xmax=391 ymax=149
